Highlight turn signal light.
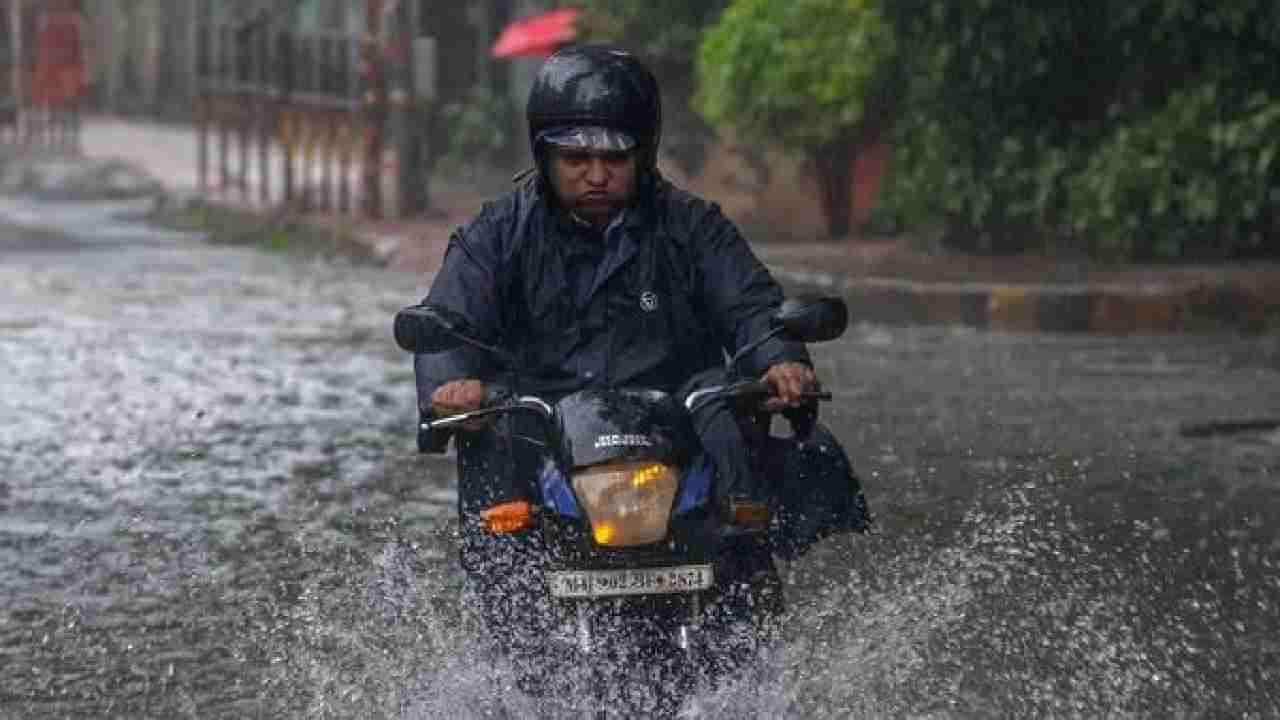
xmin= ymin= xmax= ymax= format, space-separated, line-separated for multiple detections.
xmin=592 ymin=522 xmax=617 ymax=545
xmin=480 ymin=500 xmax=533 ymax=534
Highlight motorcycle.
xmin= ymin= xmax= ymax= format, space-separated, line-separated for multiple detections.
xmin=394 ymin=295 xmax=869 ymax=716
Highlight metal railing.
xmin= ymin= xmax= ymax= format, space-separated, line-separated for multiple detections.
xmin=200 ymin=25 xmax=359 ymax=105
xmin=196 ymin=22 xmax=370 ymax=213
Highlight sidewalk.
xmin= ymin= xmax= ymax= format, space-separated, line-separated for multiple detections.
xmin=54 ymin=116 xmax=1280 ymax=333
xmin=75 ymin=116 xmax=480 ymax=273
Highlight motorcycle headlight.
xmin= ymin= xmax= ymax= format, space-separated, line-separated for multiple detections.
xmin=571 ymin=463 xmax=678 ymax=547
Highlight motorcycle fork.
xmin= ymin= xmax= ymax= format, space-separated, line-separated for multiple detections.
xmin=676 ymin=591 xmax=701 ymax=653
xmin=570 ymin=595 xmax=702 ymax=719
xmin=574 ymin=592 xmax=704 ymax=654
xmin=576 ymin=602 xmax=593 ymax=654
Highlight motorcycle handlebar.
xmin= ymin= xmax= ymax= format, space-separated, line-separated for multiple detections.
xmin=684 ymin=380 xmax=831 ymax=414
xmin=427 ymin=381 xmax=831 ymax=431
xmin=424 ymin=391 xmax=554 ymax=431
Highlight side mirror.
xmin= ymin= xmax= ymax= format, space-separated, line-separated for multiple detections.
xmin=393 ymin=303 xmax=516 ymax=369
xmin=393 ymin=304 xmax=475 ymax=353
xmin=775 ymin=295 xmax=848 ymax=343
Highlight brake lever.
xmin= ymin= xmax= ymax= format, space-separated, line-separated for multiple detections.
xmin=685 ymin=381 xmax=831 ymax=415
xmin=424 ymin=395 xmax=555 ymax=430
xmin=426 ymin=405 xmax=505 ymax=430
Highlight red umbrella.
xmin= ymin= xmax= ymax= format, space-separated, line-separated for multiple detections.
xmin=491 ymin=8 xmax=580 ymax=58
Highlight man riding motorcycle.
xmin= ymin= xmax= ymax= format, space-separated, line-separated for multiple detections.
xmin=415 ymin=45 xmax=817 ymax=548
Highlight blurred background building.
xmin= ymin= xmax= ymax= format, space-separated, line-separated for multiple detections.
xmin=81 ymin=1 xmax=546 ymax=131
xmin=33 ymin=0 xmax=558 ymax=217
xmin=2 ymin=0 xmax=850 ymax=230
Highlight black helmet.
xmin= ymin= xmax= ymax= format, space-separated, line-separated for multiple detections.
xmin=526 ymin=45 xmax=663 ymax=177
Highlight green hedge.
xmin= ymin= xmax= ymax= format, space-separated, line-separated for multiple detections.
xmin=878 ymin=0 xmax=1280 ymax=259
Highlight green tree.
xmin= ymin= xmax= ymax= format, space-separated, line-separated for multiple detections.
xmin=695 ymin=0 xmax=899 ymax=239
xmin=879 ymin=0 xmax=1280 ymax=259
xmin=566 ymin=0 xmax=731 ymax=176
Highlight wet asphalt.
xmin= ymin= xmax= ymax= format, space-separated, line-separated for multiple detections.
xmin=0 ymin=197 xmax=1278 ymax=718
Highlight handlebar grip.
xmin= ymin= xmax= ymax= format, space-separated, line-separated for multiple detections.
xmin=753 ymin=387 xmax=831 ymax=412
xmin=428 ymin=382 xmax=514 ymax=418
xmin=754 ymin=384 xmax=831 ymax=402
xmin=483 ymin=383 xmax=514 ymax=407
xmin=685 ymin=379 xmax=830 ymax=414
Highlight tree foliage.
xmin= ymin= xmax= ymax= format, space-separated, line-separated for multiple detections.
xmin=438 ymin=88 xmax=516 ymax=177
xmin=567 ymin=0 xmax=728 ymax=65
xmin=694 ymin=0 xmax=898 ymax=237
xmin=565 ymin=0 xmax=731 ymax=176
xmin=695 ymin=0 xmax=895 ymax=152
xmin=1067 ymin=85 xmax=1280 ymax=260
xmin=576 ymin=0 xmax=1280 ymax=258
xmin=879 ymin=0 xmax=1280 ymax=259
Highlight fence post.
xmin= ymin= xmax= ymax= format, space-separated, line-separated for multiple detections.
xmin=391 ymin=0 xmax=427 ymax=216
xmin=360 ymin=0 xmax=386 ymax=219
xmin=218 ymin=106 xmax=230 ymax=193
xmin=9 ymin=0 xmax=23 ymax=139
xmin=339 ymin=32 xmax=355 ymax=215
xmin=236 ymin=25 xmax=250 ymax=199
xmin=257 ymin=26 xmax=271 ymax=207
xmin=197 ymin=95 xmax=208 ymax=192
xmin=337 ymin=119 xmax=352 ymax=215
xmin=217 ymin=27 xmax=230 ymax=193
xmin=196 ymin=22 xmax=207 ymax=194
xmin=278 ymin=30 xmax=294 ymax=206
xmin=321 ymin=112 xmax=333 ymax=211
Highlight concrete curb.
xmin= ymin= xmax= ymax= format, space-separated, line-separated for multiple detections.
xmin=773 ymin=267 xmax=1280 ymax=335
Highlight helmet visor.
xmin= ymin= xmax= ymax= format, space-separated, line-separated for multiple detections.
xmin=539 ymin=125 xmax=637 ymax=153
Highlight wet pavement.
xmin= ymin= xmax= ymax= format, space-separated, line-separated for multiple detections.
xmin=1 ymin=196 xmax=1279 ymax=718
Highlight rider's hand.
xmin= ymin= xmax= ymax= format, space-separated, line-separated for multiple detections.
xmin=431 ymin=379 xmax=486 ymax=415
xmin=762 ymin=362 xmax=816 ymax=410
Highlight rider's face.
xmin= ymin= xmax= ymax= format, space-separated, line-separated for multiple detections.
xmin=550 ymin=148 xmax=637 ymax=228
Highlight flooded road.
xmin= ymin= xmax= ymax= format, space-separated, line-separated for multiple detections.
xmin=1 ymin=198 xmax=1278 ymax=718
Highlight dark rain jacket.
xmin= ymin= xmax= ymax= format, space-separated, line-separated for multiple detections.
xmin=414 ymin=175 xmax=809 ymax=440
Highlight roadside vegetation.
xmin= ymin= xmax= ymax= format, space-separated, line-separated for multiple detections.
xmin=159 ymin=202 xmax=380 ymax=265
xmin=572 ymin=0 xmax=1280 ymax=262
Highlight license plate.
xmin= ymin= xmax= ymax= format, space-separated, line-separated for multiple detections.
xmin=547 ymin=564 xmax=714 ymax=599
